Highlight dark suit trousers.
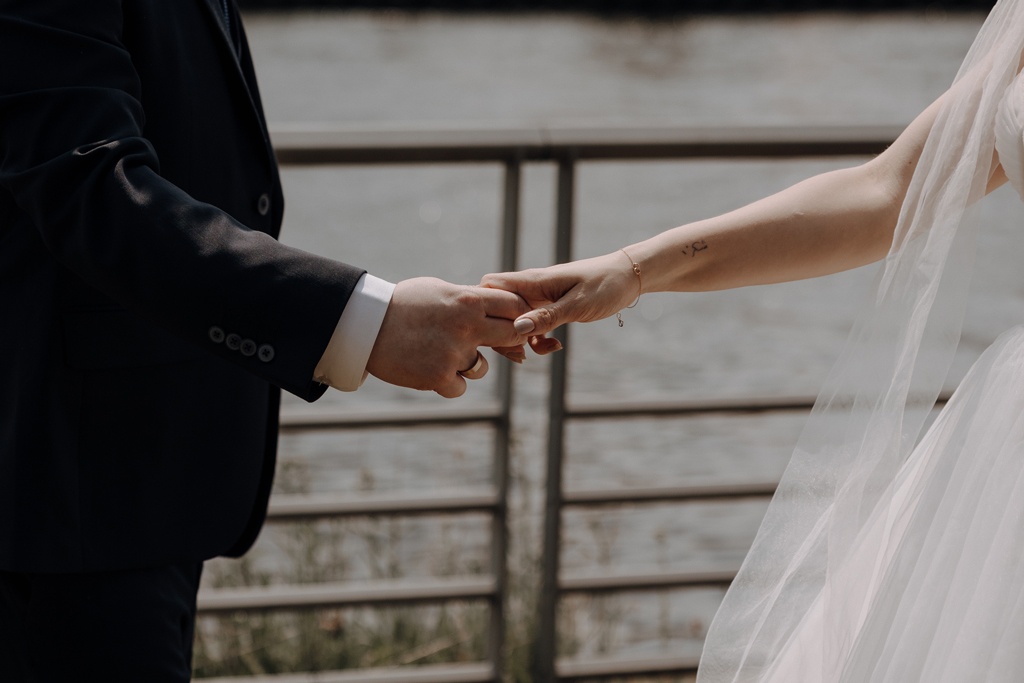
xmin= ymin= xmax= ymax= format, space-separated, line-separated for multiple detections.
xmin=0 ymin=562 xmax=203 ymax=682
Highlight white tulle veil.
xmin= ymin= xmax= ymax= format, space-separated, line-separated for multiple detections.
xmin=697 ymin=2 xmax=1024 ymax=680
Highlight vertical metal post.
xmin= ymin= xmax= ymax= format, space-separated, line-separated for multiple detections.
xmin=488 ymin=158 xmax=521 ymax=681
xmin=533 ymin=154 xmax=576 ymax=683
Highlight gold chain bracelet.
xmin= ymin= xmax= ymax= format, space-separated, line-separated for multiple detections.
xmin=616 ymin=247 xmax=642 ymax=327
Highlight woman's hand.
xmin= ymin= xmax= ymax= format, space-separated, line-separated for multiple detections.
xmin=481 ymin=251 xmax=642 ymax=357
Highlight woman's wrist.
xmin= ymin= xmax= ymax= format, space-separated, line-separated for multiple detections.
xmin=618 ymin=247 xmax=643 ymax=301
xmin=624 ymin=228 xmax=711 ymax=294
xmin=614 ymin=248 xmax=644 ymax=327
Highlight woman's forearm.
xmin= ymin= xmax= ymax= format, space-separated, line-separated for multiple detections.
xmin=627 ymin=77 xmax=1011 ymax=295
xmin=626 ymin=162 xmax=901 ymax=294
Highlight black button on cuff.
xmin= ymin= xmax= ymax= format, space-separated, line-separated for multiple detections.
xmin=257 ymin=344 xmax=275 ymax=363
xmin=225 ymin=333 xmax=242 ymax=351
xmin=208 ymin=326 xmax=225 ymax=344
xmin=240 ymin=339 xmax=257 ymax=357
xmin=256 ymin=193 xmax=271 ymax=216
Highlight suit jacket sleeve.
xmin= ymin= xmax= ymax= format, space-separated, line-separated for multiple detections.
xmin=0 ymin=0 xmax=362 ymax=401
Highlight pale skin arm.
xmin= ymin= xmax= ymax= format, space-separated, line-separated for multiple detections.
xmin=482 ymin=86 xmax=1008 ymax=355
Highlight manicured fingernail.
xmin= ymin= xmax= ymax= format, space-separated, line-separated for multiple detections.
xmin=552 ymin=340 xmax=563 ymax=352
xmin=514 ymin=317 xmax=535 ymax=334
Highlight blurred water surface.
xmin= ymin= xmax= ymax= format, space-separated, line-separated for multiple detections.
xmin=206 ymin=9 xmax=1024 ymax=661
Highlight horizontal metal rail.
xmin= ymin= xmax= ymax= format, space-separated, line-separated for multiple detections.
xmin=567 ymin=394 xmax=818 ymax=419
xmin=277 ymin=391 xmax=950 ymax=430
xmin=275 ymin=394 xmax=812 ymax=434
xmin=270 ymin=123 xmax=901 ymax=165
xmin=265 ymin=487 xmax=498 ymax=521
xmin=563 ymin=480 xmax=778 ymax=507
xmin=567 ymin=392 xmax=953 ymax=421
xmin=198 ymin=662 xmax=495 ymax=683
xmin=278 ymin=402 xmax=502 ymax=431
xmin=560 ymin=567 xmax=739 ymax=594
xmin=556 ymin=654 xmax=700 ymax=680
xmin=198 ymin=576 xmax=495 ymax=614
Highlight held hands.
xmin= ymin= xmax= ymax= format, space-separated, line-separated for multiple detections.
xmin=480 ymin=250 xmax=642 ymax=358
xmin=366 ymin=251 xmax=637 ymax=397
xmin=366 ymin=277 xmax=530 ymax=398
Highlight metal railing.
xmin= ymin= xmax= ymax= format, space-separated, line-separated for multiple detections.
xmin=194 ymin=122 xmax=900 ymax=683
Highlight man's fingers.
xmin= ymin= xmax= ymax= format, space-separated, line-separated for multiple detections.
xmin=476 ymin=315 xmax=531 ymax=348
xmin=491 ymin=345 xmax=526 ymax=364
xmin=457 ymin=351 xmax=489 ymax=380
xmin=475 ymin=285 xmax=531 ymax=321
xmin=435 ymin=352 xmax=488 ymax=397
xmin=435 ymin=374 xmax=468 ymax=399
xmin=479 ymin=272 xmax=523 ymax=294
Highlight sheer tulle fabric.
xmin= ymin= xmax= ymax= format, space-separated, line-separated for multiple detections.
xmin=697 ymin=2 xmax=1024 ymax=681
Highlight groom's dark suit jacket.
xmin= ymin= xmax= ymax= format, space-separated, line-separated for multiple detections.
xmin=0 ymin=0 xmax=362 ymax=573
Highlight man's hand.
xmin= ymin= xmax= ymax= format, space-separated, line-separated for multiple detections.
xmin=366 ymin=277 xmax=530 ymax=398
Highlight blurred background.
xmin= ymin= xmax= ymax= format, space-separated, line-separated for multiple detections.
xmin=195 ymin=2 xmax=1024 ymax=680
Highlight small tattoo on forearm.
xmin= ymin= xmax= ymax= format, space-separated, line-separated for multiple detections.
xmin=681 ymin=239 xmax=708 ymax=257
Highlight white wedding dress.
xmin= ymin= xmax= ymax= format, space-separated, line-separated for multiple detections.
xmin=697 ymin=2 xmax=1024 ymax=681
xmin=756 ymin=324 xmax=1024 ymax=682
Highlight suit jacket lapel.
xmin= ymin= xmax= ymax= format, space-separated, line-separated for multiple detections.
xmin=197 ymin=0 xmax=275 ymax=157
xmin=201 ymin=0 xmax=237 ymax=55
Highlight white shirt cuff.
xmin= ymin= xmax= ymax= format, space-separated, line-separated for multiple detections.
xmin=313 ymin=273 xmax=396 ymax=392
